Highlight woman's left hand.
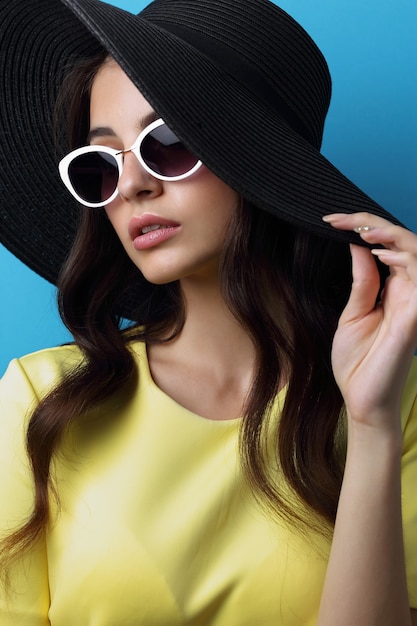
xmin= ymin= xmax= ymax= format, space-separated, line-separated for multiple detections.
xmin=323 ymin=212 xmax=417 ymax=430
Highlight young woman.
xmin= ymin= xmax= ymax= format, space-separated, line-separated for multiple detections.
xmin=0 ymin=0 xmax=416 ymax=624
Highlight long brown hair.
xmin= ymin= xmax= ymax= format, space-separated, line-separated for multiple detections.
xmin=1 ymin=53 xmax=386 ymax=574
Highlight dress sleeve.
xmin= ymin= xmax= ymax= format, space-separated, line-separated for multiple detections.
xmin=401 ymin=357 xmax=417 ymax=609
xmin=0 ymin=359 xmax=50 ymax=626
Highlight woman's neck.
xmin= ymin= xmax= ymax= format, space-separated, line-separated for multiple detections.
xmin=147 ymin=276 xmax=256 ymax=420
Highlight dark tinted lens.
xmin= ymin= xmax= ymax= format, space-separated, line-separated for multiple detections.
xmin=141 ymin=125 xmax=198 ymax=177
xmin=68 ymin=152 xmax=119 ymax=204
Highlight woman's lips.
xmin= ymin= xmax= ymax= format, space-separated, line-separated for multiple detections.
xmin=129 ymin=214 xmax=180 ymax=250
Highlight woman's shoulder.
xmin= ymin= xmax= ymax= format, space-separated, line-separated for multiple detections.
xmin=0 ymin=343 xmax=83 ymax=401
xmin=401 ymin=355 xmax=417 ymax=429
xmin=401 ymin=356 xmax=417 ymax=607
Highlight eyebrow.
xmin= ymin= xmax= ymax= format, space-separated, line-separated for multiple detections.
xmin=87 ymin=110 xmax=160 ymax=144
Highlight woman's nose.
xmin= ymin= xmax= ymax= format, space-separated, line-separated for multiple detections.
xmin=117 ymin=150 xmax=163 ymax=201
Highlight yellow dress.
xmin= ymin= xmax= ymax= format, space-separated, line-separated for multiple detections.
xmin=1 ymin=342 xmax=416 ymax=625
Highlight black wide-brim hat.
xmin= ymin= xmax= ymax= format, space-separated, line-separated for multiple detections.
xmin=0 ymin=0 xmax=402 ymax=286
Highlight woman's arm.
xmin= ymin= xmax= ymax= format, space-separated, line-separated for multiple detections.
xmin=318 ymin=413 xmax=410 ymax=624
xmin=0 ymin=359 xmax=50 ymax=625
xmin=318 ymin=213 xmax=417 ymax=625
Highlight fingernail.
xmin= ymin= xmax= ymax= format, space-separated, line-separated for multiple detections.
xmin=354 ymin=226 xmax=375 ymax=234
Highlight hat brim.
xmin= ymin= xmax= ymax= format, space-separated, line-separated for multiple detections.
xmin=0 ymin=0 xmax=402 ymax=287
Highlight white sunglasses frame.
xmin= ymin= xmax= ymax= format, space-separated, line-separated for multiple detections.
xmin=58 ymin=118 xmax=203 ymax=208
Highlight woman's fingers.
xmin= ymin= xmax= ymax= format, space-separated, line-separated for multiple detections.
xmin=327 ymin=214 xmax=417 ymax=420
xmin=371 ymin=249 xmax=417 ymax=283
xmin=339 ymin=244 xmax=381 ymax=324
xmin=323 ymin=212 xmax=417 ymax=283
xmin=323 ymin=213 xmax=417 ymax=251
xmin=326 ymin=211 xmax=417 ymax=356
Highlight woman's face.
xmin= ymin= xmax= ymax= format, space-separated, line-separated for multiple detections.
xmin=89 ymin=60 xmax=239 ymax=286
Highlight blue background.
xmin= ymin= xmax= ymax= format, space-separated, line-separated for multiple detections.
xmin=1 ymin=0 xmax=416 ymax=376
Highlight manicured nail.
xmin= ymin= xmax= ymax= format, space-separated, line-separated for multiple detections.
xmin=354 ymin=226 xmax=375 ymax=234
